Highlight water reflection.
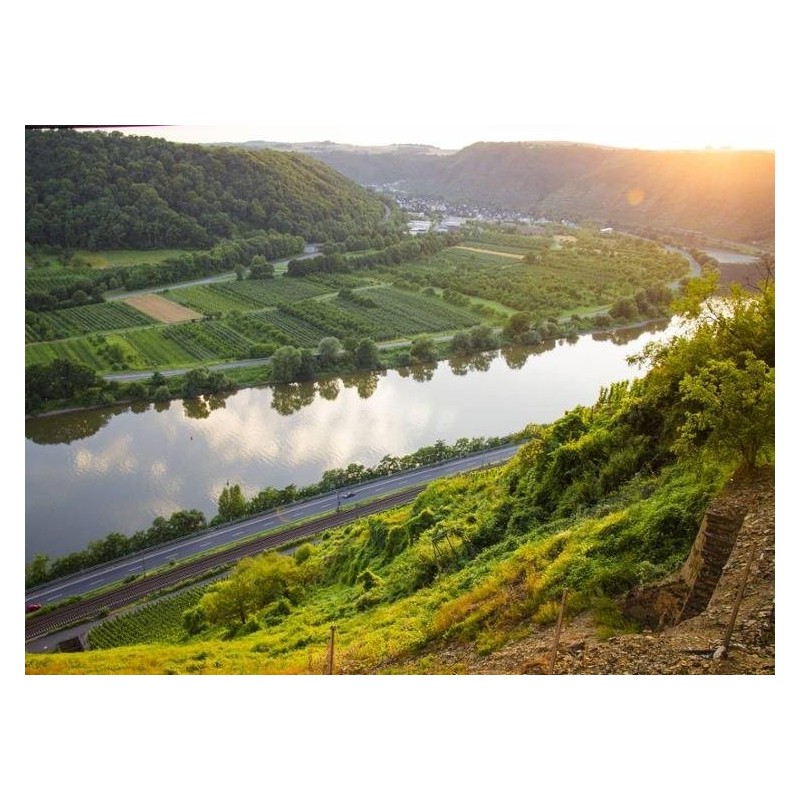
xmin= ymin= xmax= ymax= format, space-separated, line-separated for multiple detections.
xmin=449 ymin=351 xmax=495 ymax=375
xmin=592 ymin=318 xmax=670 ymax=345
xmin=341 ymin=371 xmax=381 ymax=399
xmin=397 ymin=363 xmax=436 ymax=383
xmin=25 ymin=319 xmax=683 ymax=560
xmin=271 ymin=382 xmax=317 ymax=416
xmin=25 ymin=406 xmax=117 ymax=445
xmin=317 ymin=377 xmax=341 ymax=402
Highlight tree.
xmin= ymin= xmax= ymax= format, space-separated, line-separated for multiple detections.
xmin=248 ymin=255 xmax=274 ymax=280
xmin=217 ymin=483 xmax=247 ymax=522
xmin=675 ymin=354 xmax=774 ymax=472
xmin=354 ymin=338 xmax=380 ymax=369
xmin=317 ymin=336 xmax=341 ymax=367
xmin=410 ymin=334 xmax=437 ymax=363
xmin=610 ymin=296 xmax=638 ymax=321
xmin=270 ymin=346 xmax=303 ymax=383
xmin=449 ymin=330 xmax=473 ymax=355
xmin=503 ymin=312 xmax=532 ymax=342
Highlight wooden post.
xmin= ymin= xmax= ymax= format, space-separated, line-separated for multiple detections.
xmin=325 ymin=625 xmax=336 ymax=675
xmin=720 ymin=542 xmax=758 ymax=655
xmin=548 ymin=589 xmax=568 ymax=674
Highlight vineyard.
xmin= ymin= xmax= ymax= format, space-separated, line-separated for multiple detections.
xmin=24 ymin=232 xmax=692 ymax=376
xmin=25 ymin=301 xmax=155 ymax=343
xmin=163 ymin=277 xmax=334 ymax=315
xmin=87 ymin=586 xmax=208 ymax=649
xmin=373 ymin=234 xmax=687 ymax=316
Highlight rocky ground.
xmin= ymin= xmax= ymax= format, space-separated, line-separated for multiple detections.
xmin=400 ymin=466 xmax=776 ymax=675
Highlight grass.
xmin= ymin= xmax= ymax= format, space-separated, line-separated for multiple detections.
xmin=23 ymin=451 xmax=734 ymax=675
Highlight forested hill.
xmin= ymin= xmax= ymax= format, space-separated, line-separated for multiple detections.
xmin=25 ymin=129 xmax=389 ymax=250
xmin=265 ymin=140 xmax=774 ymax=246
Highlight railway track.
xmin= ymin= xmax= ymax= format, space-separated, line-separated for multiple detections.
xmin=25 ymin=486 xmax=424 ymax=642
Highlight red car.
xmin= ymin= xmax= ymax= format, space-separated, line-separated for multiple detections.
xmin=25 ymin=603 xmax=42 ymax=614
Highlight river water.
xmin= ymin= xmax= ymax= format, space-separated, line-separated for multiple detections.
xmin=25 ymin=318 xmax=685 ymax=561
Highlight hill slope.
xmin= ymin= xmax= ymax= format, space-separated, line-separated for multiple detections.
xmin=264 ymin=140 xmax=774 ymax=245
xmin=25 ymin=129 xmax=389 ymax=250
xmin=393 ymin=465 xmax=774 ymax=675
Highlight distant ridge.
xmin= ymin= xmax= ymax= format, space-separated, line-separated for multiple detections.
xmin=245 ymin=140 xmax=774 ymax=245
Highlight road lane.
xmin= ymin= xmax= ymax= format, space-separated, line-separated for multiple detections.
xmin=26 ymin=443 xmax=522 ymax=608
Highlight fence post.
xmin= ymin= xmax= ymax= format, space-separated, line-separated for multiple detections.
xmin=719 ymin=542 xmax=758 ymax=656
xmin=548 ymin=589 xmax=568 ymax=674
xmin=325 ymin=625 xmax=336 ymax=675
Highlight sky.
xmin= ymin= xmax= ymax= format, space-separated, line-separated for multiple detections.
xmin=85 ymin=123 xmax=774 ymax=152
xmin=12 ymin=3 xmax=783 ymax=154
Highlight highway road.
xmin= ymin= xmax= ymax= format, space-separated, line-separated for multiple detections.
xmin=25 ymin=443 xmax=521 ymax=612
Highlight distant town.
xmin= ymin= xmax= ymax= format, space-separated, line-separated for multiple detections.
xmin=369 ymin=185 xmax=572 ymax=234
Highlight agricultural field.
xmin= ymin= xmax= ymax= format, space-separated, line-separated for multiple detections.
xmin=370 ymin=232 xmax=687 ymax=317
xmin=25 ymin=301 xmax=156 ymax=343
xmin=88 ymin=586 xmax=207 ymax=649
xmin=24 ymin=229 xmax=691 ymax=376
xmin=162 ymin=277 xmax=334 ymax=315
xmin=25 ymin=248 xmax=190 ymax=270
xmin=123 ymin=294 xmax=203 ymax=323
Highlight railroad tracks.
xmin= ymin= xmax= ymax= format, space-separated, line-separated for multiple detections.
xmin=25 ymin=486 xmax=424 ymax=643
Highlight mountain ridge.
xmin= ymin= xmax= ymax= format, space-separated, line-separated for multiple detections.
xmin=249 ymin=140 xmax=774 ymax=245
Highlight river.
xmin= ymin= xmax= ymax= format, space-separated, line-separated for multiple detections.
xmin=25 ymin=318 xmax=685 ymax=562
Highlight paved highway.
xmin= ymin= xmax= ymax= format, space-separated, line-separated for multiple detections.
xmin=25 ymin=443 xmax=521 ymax=610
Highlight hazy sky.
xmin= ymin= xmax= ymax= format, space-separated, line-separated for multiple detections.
xmin=88 ymin=123 xmax=774 ymax=152
xmin=16 ymin=1 xmax=781 ymax=154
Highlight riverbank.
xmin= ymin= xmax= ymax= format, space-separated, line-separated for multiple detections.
xmin=26 ymin=315 xmax=674 ymax=420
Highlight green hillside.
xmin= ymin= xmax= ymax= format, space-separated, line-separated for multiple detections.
xmin=25 ymin=128 xmax=390 ymax=250
xmin=25 ymin=274 xmax=774 ymax=674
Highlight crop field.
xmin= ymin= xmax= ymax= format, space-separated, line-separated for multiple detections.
xmin=335 ymin=287 xmax=486 ymax=337
xmin=262 ymin=309 xmax=337 ymax=348
xmin=160 ymin=320 xmax=255 ymax=361
xmin=88 ymin=586 xmax=207 ymax=649
xmin=25 ymin=268 xmax=95 ymax=295
xmin=453 ymin=245 xmax=525 ymax=260
xmin=24 ymin=232 xmax=690 ymax=375
xmin=164 ymin=278 xmax=332 ymax=315
xmin=25 ymin=302 xmax=155 ymax=343
xmin=121 ymin=328 xmax=206 ymax=368
xmin=123 ymin=294 xmax=202 ymax=323
xmin=77 ymin=249 xmax=191 ymax=269
xmin=25 ymin=338 xmax=115 ymax=371
xmin=161 ymin=285 xmax=256 ymax=315
xmin=223 ymin=312 xmax=291 ymax=347
xmin=373 ymin=237 xmax=687 ymax=316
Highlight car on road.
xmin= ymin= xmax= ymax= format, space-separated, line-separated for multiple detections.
xmin=26 ymin=603 xmax=42 ymax=613
xmin=340 ymin=492 xmax=355 ymax=499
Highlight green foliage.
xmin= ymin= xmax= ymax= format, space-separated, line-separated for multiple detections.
xmin=409 ymin=334 xmax=437 ymax=363
xmin=88 ymin=586 xmax=207 ymax=648
xmin=26 ymin=128 xmax=386 ymax=250
xmin=216 ymin=484 xmax=248 ymax=523
xmin=675 ymin=354 xmax=774 ymax=471
xmin=199 ymin=552 xmax=303 ymax=628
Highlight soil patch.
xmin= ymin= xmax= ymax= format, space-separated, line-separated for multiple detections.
xmin=453 ymin=246 xmax=524 ymax=259
xmin=123 ymin=294 xmax=203 ymax=323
